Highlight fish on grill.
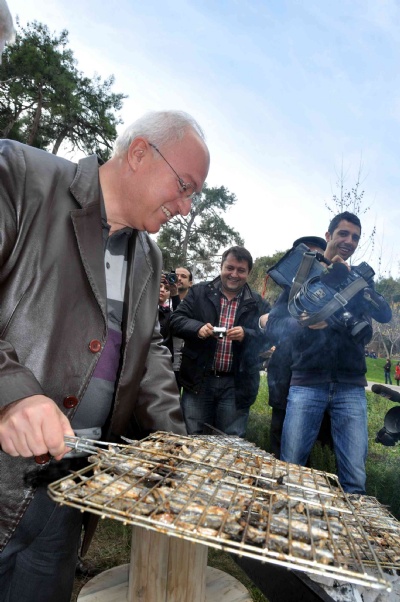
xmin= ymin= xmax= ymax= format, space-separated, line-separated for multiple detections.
xmin=48 ymin=432 xmax=397 ymax=592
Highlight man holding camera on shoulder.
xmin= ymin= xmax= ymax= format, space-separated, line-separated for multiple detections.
xmin=170 ymin=246 xmax=270 ymax=436
xmin=265 ymin=212 xmax=391 ymax=493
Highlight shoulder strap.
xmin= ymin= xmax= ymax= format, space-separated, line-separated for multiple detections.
xmin=290 ymin=277 xmax=368 ymax=326
xmin=288 ymin=252 xmax=318 ymax=302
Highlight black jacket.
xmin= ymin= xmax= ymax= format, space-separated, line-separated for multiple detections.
xmin=266 ymin=285 xmax=391 ymax=387
xmin=169 ymin=277 xmax=270 ymax=408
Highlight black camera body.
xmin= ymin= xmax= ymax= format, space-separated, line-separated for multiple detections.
xmin=372 ymin=385 xmax=400 ymax=446
xmin=163 ymin=270 xmax=177 ymax=285
xmin=267 ymin=244 xmax=375 ymax=342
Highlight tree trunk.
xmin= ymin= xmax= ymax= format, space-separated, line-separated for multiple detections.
xmin=26 ymin=87 xmax=43 ymax=146
xmin=52 ymin=126 xmax=70 ymax=154
xmin=181 ymin=213 xmax=197 ymax=264
xmin=1 ymin=106 xmax=25 ymax=138
xmin=1 ymin=118 xmax=17 ymax=138
xmin=379 ymin=331 xmax=390 ymax=358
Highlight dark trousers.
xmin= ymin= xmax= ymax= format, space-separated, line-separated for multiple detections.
xmin=0 ymin=487 xmax=83 ymax=602
xmin=270 ymin=408 xmax=286 ymax=459
xmin=181 ymin=375 xmax=249 ymax=437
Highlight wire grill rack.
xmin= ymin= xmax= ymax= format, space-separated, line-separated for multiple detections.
xmin=346 ymin=494 xmax=400 ymax=569
xmin=48 ymin=432 xmax=396 ymax=591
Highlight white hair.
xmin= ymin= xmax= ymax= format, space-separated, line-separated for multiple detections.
xmin=0 ymin=0 xmax=15 ymax=62
xmin=113 ymin=110 xmax=206 ymax=158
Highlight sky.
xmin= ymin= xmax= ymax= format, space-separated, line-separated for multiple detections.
xmin=8 ymin=0 xmax=400 ymax=277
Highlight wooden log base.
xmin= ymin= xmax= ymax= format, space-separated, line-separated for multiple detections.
xmin=77 ymin=564 xmax=252 ymax=601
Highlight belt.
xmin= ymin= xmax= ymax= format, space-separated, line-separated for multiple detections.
xmin=206 ymin=370 xmax=233 ymax=378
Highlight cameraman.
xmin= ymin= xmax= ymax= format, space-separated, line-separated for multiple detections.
xmin=265 ymin=212 xmax=391 ymax=493
xmin=262 ymin=235 xmax=328 ymax=459
xmin=170 ymin=246 xmax=270 ymax=436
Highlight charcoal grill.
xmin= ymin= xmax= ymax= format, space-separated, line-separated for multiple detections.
xmin=48 ymin=432 xmax=399 ymax=599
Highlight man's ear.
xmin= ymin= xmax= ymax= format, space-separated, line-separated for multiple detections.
xmin=325 ymin=231 xmax=331 ymax=242
xmin=127 ymin=138 xmax=148 ymax=172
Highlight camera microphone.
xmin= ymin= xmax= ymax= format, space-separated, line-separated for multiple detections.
xmin=320 ymin=262 xmax=349 ymax=289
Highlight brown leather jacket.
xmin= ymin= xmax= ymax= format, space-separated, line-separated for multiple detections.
xmin=0 ymin=140 xmax=186 ymax=550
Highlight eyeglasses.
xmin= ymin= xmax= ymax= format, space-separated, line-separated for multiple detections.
xmin=149 ymin=142 xmax=199 ymax=201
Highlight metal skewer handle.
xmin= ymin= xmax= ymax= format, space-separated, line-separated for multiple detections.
xmin=34 ymin=435 xmax=111 ymax=464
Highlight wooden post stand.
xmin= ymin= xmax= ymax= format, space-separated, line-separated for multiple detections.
xmin=129 ymin=527 xmax=207 ymax=601
xmin=78 ymin=525 xmax=251 ymax=602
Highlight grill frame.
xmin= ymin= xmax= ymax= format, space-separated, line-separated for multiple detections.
xmin=48 ymin=432 xmax=396 ymax=591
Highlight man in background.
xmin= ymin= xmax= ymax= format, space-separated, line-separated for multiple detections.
xmin=171 ymin=266 xmax=193 ymax=385
xmin=170 ymin=246 xmax=269 ymax=437
xmin=176 ymin=266 xmax=193 ymax=300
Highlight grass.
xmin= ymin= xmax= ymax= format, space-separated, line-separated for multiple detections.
xmin=365 ymin=357 xmax=389 ymax=383
xmin=72 ymin=365 xmax=400 ymax=601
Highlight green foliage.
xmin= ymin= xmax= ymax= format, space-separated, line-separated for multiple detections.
xmin=375 ymin=276 xmax=400 ymax=304
xmin=0 ymin=20 xmax=126 ymax=159
xmin=247 ymin=251 xmax=286 ymax=300
xmin=157 ymin=184 xmax=243 ymax=277
xmin=372 ymin=276 xmax=400 ymax=358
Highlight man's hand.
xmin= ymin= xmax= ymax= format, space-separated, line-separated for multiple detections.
xmin=169 ymin=282 xmax=178 ymax=297
xmin=308 ymin=321 xmax=328 ymax=330
xmin=323 ymin=252 xmax=351 ymax=271
xmin=299 ymin=312 xmax=328 ymax=330
xmin=198 ymin=323 xmax=214 ymax=339
xmin=259 ymin=313 xmax=269 ymax=329
xmin=0 ymin=395 xmax=74 ymax=460
xmin=330 ymin=255 xmax=351 ymax=270
xmin=227 ymin=326 xmax=245 ymax=342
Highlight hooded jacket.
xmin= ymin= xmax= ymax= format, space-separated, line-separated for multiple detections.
xmin=0 ymin=140 xmax=185 ymax=550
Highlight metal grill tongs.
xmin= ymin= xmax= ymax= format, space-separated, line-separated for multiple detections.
xmin=34 ymin=435 xmax=121 ymax=464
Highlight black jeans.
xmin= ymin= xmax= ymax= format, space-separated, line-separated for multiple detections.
xmin=0 ymin=486 xmax=83 ymax=602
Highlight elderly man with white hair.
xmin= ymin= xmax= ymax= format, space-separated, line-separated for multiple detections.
xmin=0 ymin=0 xmax=15 ymax=59
xmin=0 ymin=110 xmax=210 ymax=602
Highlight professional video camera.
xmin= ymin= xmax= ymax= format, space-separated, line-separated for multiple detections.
xmin=162 ymin=270 xmax=177 ymax=285
xmin=372 ymin=384 xmax=400 ymax=446
xmin=267 ymin=243 xmax=378 ymax=343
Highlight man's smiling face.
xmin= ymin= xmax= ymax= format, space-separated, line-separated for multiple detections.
xmin=220 ymin=253 xmax=250 ymax=296
xmin=109 ymin=129 xmax=209 ymax=234
xmin=325 ymin=219 xmax=361 ymax=261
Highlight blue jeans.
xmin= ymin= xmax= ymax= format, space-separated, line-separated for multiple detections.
xmin=385 ymin=371 xmax=392 ymax=385
xmin=0 ymin=486 xmax=83 ymax=602
xmin=181 ymin=375 xmax=249 ymax=437
xmin=281 ymin=383 xmax=367 ymax=494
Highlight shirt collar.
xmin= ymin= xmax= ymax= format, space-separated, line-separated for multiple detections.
xmin=100 ymin=191 xmax=133 ymax=238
